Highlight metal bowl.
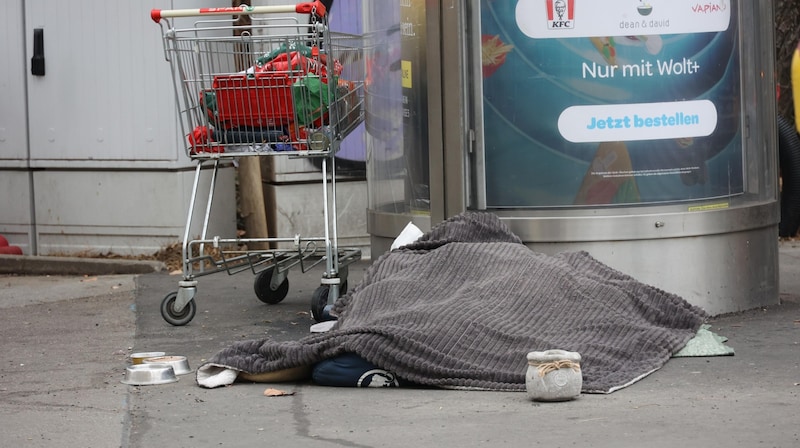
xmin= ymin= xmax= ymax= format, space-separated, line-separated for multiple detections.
xmin=130 ymin=352 xmax=166 ymax=365
xmin=121 ymin=363 xmax=179 ymax=385
xmin=143 ymin=355 xmax=192 ymax=375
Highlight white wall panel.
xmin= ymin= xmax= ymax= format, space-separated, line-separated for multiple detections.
xmin=0 ymin=0 xmax=29 ymax=163
xmin=33 ymin=167 xmax=237 ymax=255
xmin=24 ymin=0 xmax=182 ymax=164
xmin=0 ymin=171 xmax=34 ymax=252
xmin=2 ymin=1 xmax=262 ymax=256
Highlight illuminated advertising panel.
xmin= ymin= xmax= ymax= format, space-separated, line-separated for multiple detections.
xmin=480 ymin=0 xmax=742 ymax=207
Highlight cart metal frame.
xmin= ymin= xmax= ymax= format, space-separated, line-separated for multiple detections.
xmin=151 ymin=1 xmax=364 ymax=325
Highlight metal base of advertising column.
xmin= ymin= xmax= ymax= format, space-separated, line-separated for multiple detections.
xmin=531 ymin=229 xmax=779 ymax=316
xmin=499 ymin=203 xmax=780 ymax=316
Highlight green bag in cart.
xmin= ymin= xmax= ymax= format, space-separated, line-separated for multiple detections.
xmin=292 ymin=74 xmax=337 ymax=127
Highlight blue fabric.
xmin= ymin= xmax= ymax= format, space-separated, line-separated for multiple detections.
xmin=312 ymin=353 xmax=407 ymax=387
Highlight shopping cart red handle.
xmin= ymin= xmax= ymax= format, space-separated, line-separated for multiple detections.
xmin=150 ymin=1 xmax=326 ymax=23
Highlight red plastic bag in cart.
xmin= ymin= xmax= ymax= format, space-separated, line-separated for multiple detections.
xmin=254 ymin=42 xmax=343 ymax=77
xmin=255 ymin=42 xmax=314 ymax=68
xmin=188 ymin=126 xmax=224 ymax=154
xmin=258 ymin=51 xmax=342 ymax=78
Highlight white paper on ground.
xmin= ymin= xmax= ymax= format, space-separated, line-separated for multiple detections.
xmin=310 ymin=320 xmax=337 ymax=333
xmin=390 ymin=222 xmax=424 ymax=250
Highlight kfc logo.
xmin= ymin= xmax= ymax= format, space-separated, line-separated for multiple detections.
xmin=546 ymin=0 xmax=575 ymax=29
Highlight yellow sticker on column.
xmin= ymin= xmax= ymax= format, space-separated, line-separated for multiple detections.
xmin=688 ymin=202 xmax=729 ymax=212
xmin=401 ymin=60 xmax=412 ymax=88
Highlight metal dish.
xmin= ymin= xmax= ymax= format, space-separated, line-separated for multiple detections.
xmin=130 ymin=351 xmax=166 ymax=365
xmin=121 ymin=363 xmax=179 ymax=385
xmin=143 ymin=355 xmax=192 ymax=375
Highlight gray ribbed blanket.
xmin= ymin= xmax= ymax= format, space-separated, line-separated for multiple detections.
xmin=197 ymin=212 xmax=707 ymax=393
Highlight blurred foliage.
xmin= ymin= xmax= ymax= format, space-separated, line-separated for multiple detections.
xmin=776 ymin=0 xmax=800 ymax=123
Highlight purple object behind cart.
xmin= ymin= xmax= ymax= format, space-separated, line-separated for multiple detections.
xmin=329 ymin=0 xmax=365 ymax=164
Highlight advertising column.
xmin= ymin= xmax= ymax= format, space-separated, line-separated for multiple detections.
xmin=400 ymin=0 xmax=430 ymax=212
xmin=479 ymin=0 xmax=741 ymax=208
xmin=364 ymin=0 xmax=430 ymax=214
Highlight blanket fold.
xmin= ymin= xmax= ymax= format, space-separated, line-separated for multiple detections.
xmin=197 ymin=212 xmax=707 ymax=393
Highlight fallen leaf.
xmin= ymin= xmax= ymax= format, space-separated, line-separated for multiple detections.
xmin=632 ymin=404 xmax=660 ymax=409
xmin=264 ymin=388 xmax=294 ymax=397
xmin=81 ymin=276 xmax=98 ymax=283
xmin=169 ymin=269 xmax=183 ymax=276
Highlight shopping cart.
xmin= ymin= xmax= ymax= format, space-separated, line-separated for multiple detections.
xmin=150 ymin=1 xmax=364 ymax=325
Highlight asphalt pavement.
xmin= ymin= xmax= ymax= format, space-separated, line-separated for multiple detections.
xmin=1 ymin=245 xmax=799 ymax=448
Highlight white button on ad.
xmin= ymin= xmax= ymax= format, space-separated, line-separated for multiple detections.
xmin=557 ymin=100 xmax=718 ymax=143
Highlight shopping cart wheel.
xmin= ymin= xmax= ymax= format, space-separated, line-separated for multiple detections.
xmin=310 ymin=282 xmax=348 ymax=322
xmin=254 ymin=268 xmax=290 ymax=304
xmin=160 ymin=291 xmax=197 ymax=326
xmin=311 ymin=285 xmax=333 ymax=322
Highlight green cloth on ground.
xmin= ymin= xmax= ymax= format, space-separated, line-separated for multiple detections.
xmin=672 ymin=324 xmax=735 ymax=357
